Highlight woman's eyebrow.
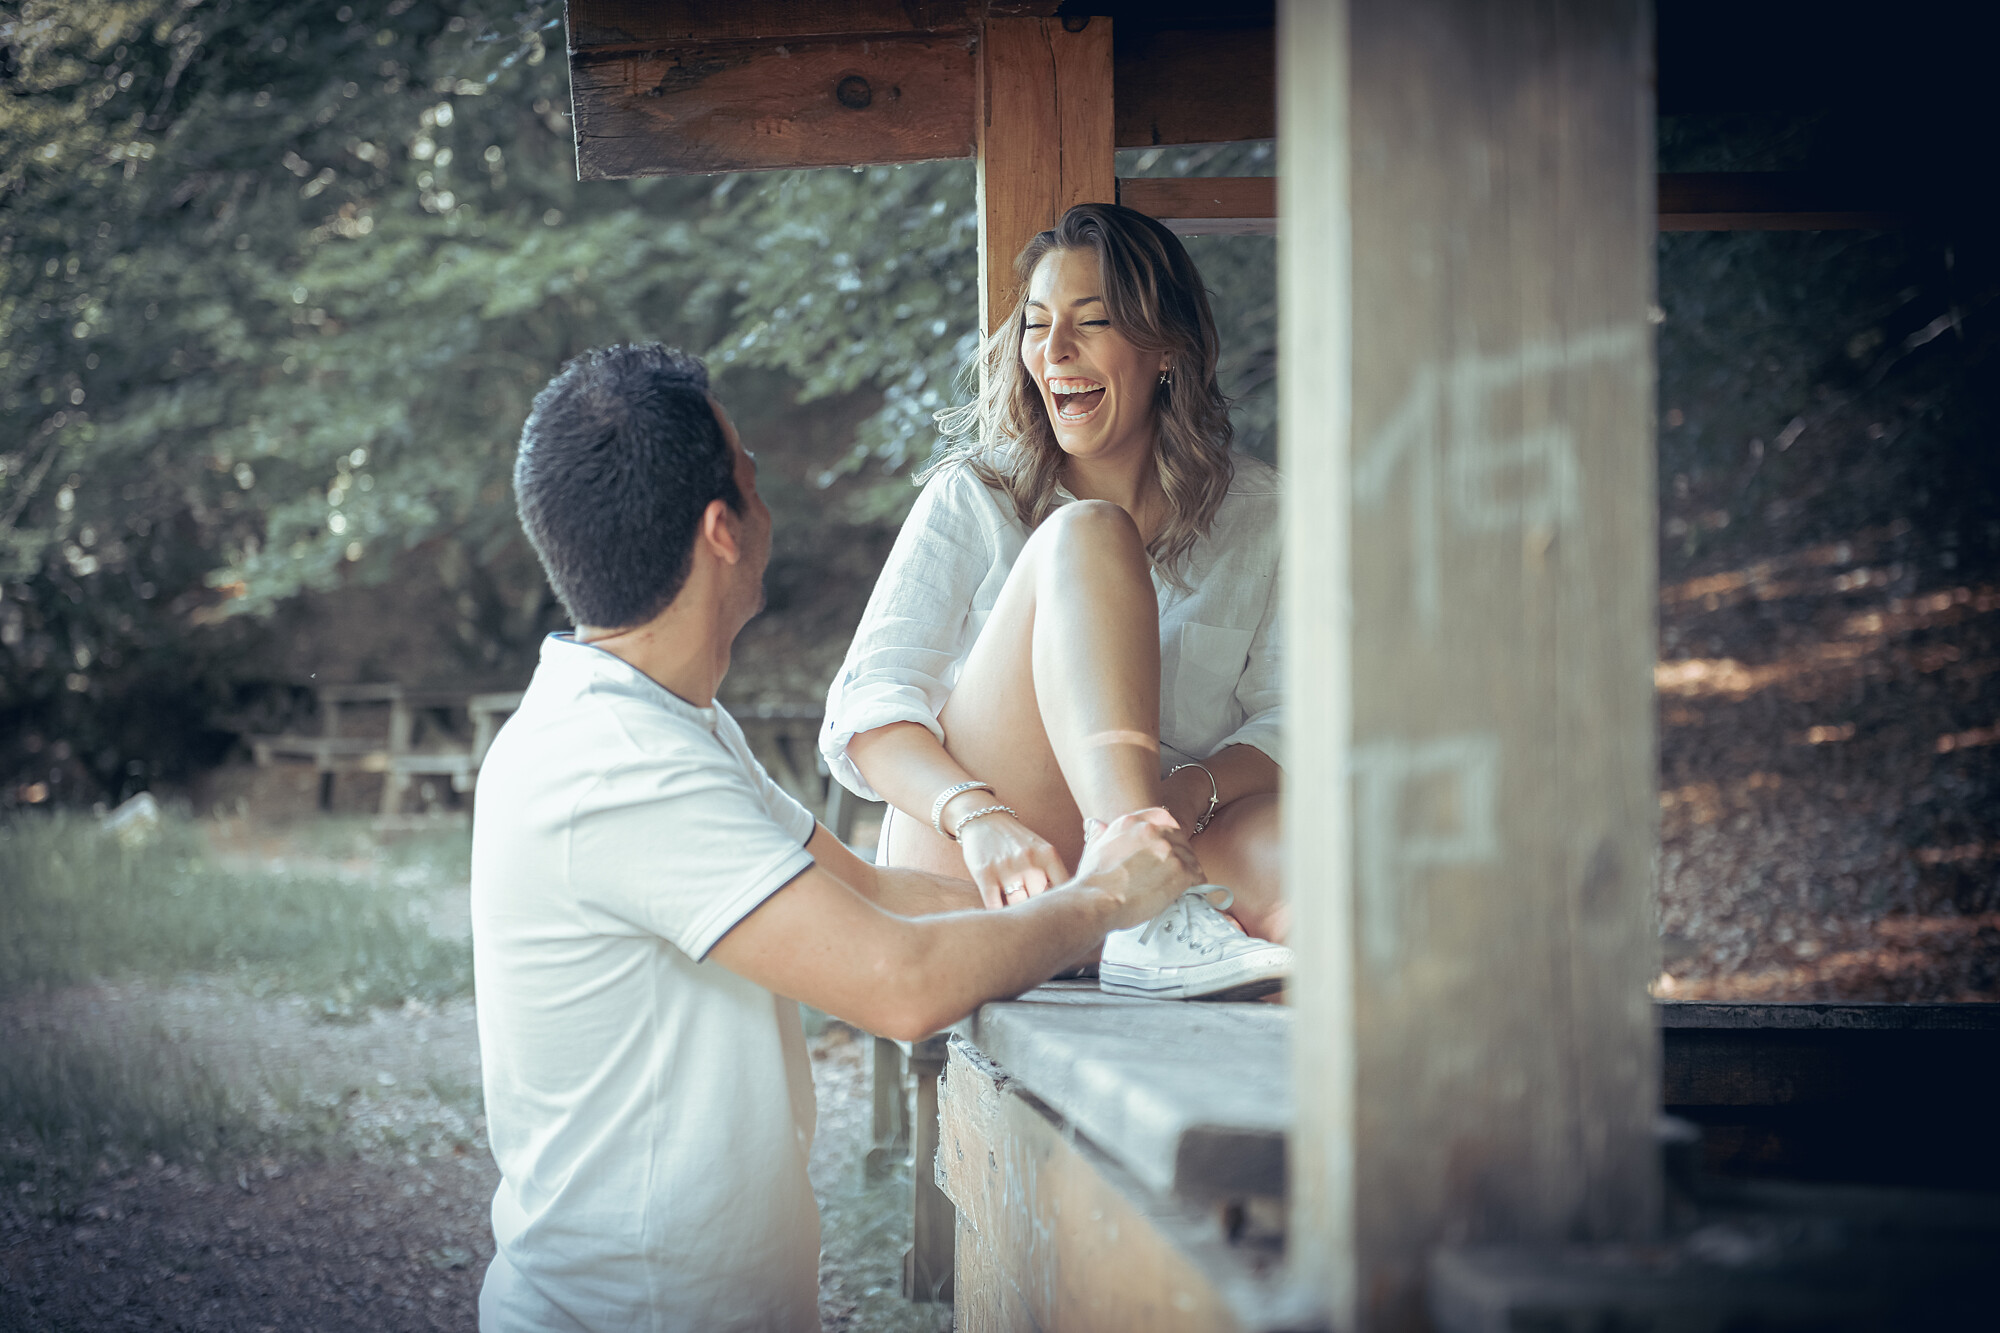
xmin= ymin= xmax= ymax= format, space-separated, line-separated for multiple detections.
xmin=1024 ymin=295 xmax=1105 ymax=309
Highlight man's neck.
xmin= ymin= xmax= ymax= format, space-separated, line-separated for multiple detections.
xmin=577 ymin=592 xmax=733 ymax=709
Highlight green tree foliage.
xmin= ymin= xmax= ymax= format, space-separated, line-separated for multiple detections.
xmin=0 ymin=0 xmax=1281 ymax=804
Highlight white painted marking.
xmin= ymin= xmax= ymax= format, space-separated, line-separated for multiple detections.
xmin=1354 ymin=326 xmax=1644 ymax=630
xmin=1352 ymin=733 xmax=1502 ymax=965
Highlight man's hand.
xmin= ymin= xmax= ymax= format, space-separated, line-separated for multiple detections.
xmin=1069 ymin=808 xmax=1202 ymax=931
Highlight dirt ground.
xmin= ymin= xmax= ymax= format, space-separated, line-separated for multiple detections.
xmin=0 ymin=894 xmax=942 ymax=1332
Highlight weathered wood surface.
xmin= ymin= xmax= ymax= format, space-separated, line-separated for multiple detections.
xmin=939 ymin=1039 xmax=1316 ymax=1333
xmin=1662 ymin=1024 xmax=2000 ymax=1191
xmin=566 ymin=4 xmax=1280 ymax=183
xmin=1114 ymin=24 xmax=1274 ymax=148
xmin=568 ymin=30 xmax=977 ymax=180
xmin=904 ymin=1040 xmax=956 ymax=1302
xmin=1658 ymin=1000 xmax=2000 ymax=1031
xmin=975 ymin=16 xmax=1115 ymax=332
xmin=1430 ymin=1233 xmax=1993 ymax=1333
xmin=566 ymin=0 xmax=980 ymax=48
xmin=1657 ymin=172 xmax=1909 ymax=231
xmin=1119 ymin=177 xmax=1276 ymax=236
xmin=968 ymin=983 xmax=1288 ymax=1202
xmin=1281 ymin=1 xmax=1660 ymax=1327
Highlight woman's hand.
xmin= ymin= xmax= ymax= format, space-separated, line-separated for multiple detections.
xmin=955 ymin=811 xmax=1071 ymax=910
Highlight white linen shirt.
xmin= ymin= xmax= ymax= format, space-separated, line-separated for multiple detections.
xmin=821 ymin=455 xmax=1283 ymax=801
xmin=473 ymin=634 xmax=822 ymax=1333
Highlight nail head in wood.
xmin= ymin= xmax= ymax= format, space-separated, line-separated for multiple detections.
xmin=835 ymin=74 xmax=873 ymax=109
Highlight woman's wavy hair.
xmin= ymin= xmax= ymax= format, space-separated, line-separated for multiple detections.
xmin=926 ymin=202 xmax=1233 ymax=587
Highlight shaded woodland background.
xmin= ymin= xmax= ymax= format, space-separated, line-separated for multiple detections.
xmin=3 ymin=0 xmax=1995 ymax=998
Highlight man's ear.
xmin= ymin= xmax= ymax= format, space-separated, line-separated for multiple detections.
xmin=698 ymin=498 xmax=742 ymax=565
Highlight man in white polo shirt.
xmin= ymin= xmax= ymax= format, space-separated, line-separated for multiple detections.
xmin=472 ymin=344 xmax=1201 ymax=1332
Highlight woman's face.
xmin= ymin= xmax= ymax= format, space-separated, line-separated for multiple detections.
xmin=1020 ymin=247 xmax=1168 ymax=468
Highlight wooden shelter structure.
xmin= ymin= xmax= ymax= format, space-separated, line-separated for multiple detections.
xmin=561 ymin=2 xmax=1995 ymax=1328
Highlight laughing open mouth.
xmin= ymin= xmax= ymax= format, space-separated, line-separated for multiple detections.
xmin=1050 ymin=379 xmax=1105 ymax=421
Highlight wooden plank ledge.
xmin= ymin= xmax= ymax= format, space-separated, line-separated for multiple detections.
xmin=966 ymin=981 xmax=1289 ymax=1203
xmin=938 ymin=1038 xmax=1322 ymax=1333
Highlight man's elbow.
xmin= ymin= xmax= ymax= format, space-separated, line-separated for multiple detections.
xmin=854 ymin=935 xmax=966 ymax=1043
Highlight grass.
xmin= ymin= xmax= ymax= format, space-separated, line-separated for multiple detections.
xmin=0 ymin=1023 xmax=289 ymax=1211
xmin=0 ymin=810 xmax=472 ymax=1015
xmin=0 ymin=809 xmax=475 ymax=1200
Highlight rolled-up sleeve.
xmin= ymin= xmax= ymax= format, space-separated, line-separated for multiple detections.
xmin=820 ymin=469 xmax=994 ymax=801
xmin=1211 ymin=548 xmax=1282 ymax=766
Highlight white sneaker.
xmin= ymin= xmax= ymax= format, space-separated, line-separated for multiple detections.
xmin=1099 ymin=887 xmax=1292 ymax=1001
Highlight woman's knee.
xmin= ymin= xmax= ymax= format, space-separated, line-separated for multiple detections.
xmin=1032 ymin=499 xmax=1146 ymax=566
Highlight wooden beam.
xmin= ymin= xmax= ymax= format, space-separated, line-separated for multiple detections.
xmin=1657 ymin=172 xmax=1910 ymax=231
xmin=567 ymin=31 xmax=976 ymax=180
xmin=566 ymin=6 xmax=1277 ymax=181
xmin=975 ymin=16 xmax=1115 ymax=334
xmin=1283 ymin=0 xmax=1661 ymax=1326
xmin=566 ymin=0 xmax=978 ymax=48
xmin=1120 ymin=173 xmax=1919 ymax=236
xmin=1117 ymin=176 xmax=1275 ymax=236
xmin=1114 ymin=25 xmax=1275 ymax=148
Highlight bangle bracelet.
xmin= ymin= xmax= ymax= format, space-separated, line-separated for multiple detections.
xmin=950 ymin=804 xmax=1016 ymax=841
xmin=1167 ymin=761 xmax=1220 ymax=835
xmin=931 ymin=780 xmax=992 ymax=839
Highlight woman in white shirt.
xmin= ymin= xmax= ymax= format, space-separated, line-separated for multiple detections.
xmin=820 ymin=204 xmax=1288 ymax=999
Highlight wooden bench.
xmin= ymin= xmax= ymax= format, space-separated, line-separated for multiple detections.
xmin=247 ymin=684 xmax=523 ymax=816
xmin=1659 ymin=1000 xmax=2000 ymax=1192
xmin=921 ymin=995 xmax=2000 ymax=1326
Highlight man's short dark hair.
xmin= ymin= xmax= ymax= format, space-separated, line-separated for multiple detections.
xmin=514 ymin=344 xmax=743 ymax=629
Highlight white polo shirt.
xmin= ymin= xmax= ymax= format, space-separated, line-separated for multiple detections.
xmin=471 ymin=634 xmax=821 ymax=1333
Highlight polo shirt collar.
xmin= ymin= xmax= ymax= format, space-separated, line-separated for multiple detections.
xmin=541 ymin=632 xmax=719 ymax=731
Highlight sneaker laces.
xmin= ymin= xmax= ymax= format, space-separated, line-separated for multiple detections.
xmin=1138 ymin=886 xmax=1238 ymax=953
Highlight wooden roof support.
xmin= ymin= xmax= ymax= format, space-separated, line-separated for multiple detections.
xmin=1283 ymin=0 xmax=1660 ymax=1323
xmin=1658 ymin=172 xmax=1912 ymax=231
xmin=975 ymin=16 xmax=1114 ymax=334
xmin=1118 ymin=176 xmax=1276 ymax=236
xmin=563 ymin=1 xmax=1269 ymax=182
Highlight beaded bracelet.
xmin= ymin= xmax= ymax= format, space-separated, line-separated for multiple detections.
xmin=1167 ymin=761 xmax=1221 ymax=835
xmin=931 ymin=780 xmax=992 ymax=839
xmin=950 ymin=803 xmax=1017 ymax=842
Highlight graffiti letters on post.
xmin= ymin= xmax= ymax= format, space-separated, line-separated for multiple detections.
xmin=1353 ymin=326 xmax=1644 ymax=632
xmin=1352 ymin=733 xmax=1502 ymax=966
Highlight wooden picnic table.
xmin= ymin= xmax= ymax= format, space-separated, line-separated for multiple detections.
xmin=247 ymin=683 xmax=524 ymax=815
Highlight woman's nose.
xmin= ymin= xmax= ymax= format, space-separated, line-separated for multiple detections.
xmin=1043 ymin=321 xmax=1076 ymax=363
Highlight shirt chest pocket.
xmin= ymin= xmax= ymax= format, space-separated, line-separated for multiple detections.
xmin=1173 ymin=621 xmax=1256 ymax=738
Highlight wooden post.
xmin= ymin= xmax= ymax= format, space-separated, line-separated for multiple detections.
xmin=975 ymin=16 xmax=1115 ymax=335
xmin=902 ymin=1039 xmax=954 ymax=1302
xmin=380 ymin=689 xmax=414 ymax=817
xmin=1281 ymin=0 xmax=1660 ymax=1327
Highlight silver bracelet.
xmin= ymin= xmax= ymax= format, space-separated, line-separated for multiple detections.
xmin=950 ymin=803 xmax=1017 ymax=842
xmin=1167 ymin=761 xmax=1220 ymax=835
xmin=931 ymin=780 xmax=992 ymax=838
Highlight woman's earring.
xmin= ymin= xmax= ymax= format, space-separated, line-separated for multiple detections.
xmin=1157 ymin=370 xmax=1172 ymax=387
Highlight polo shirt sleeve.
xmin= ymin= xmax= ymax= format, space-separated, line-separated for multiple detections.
xmin=571 ymin=745 xmax=817 ymax=962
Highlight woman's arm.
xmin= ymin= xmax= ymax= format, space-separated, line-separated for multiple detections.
xmin=819 ymin=469 xmax=991 ymax=802
xmin=847 ymin=721 xmax=1070 ymax=908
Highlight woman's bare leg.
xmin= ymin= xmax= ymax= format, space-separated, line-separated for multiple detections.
xmin=1192 ymin=793 xmax=1287 ymax=942
xmin=883 ymin=501 xmax=1163 ymax=878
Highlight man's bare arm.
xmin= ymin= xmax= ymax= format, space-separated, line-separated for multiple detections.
xmin=710 ymin=811 xmax=1198 ymax=1042
xmin=804 ymin=823 xmax=982 ymax=918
